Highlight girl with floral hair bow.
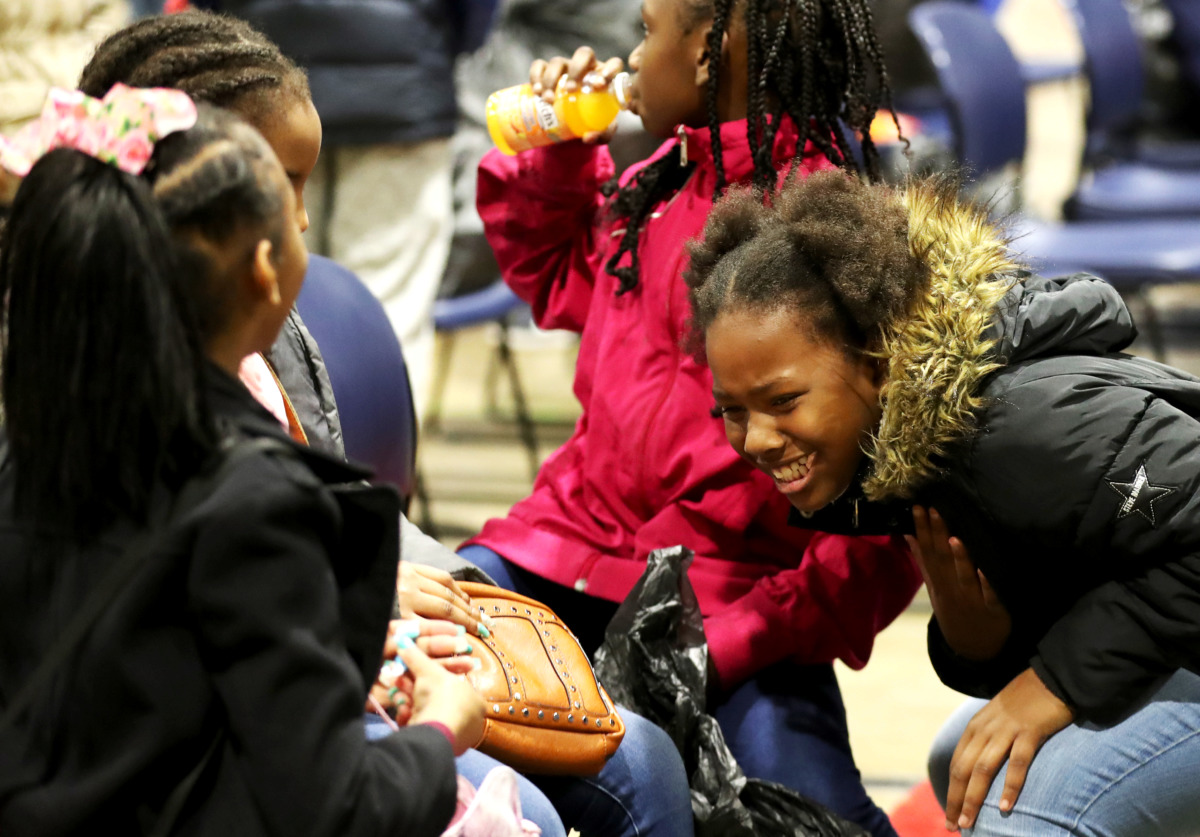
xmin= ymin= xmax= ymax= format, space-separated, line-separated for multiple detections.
xmin=0 ymin=86 xmax=488 ymax=837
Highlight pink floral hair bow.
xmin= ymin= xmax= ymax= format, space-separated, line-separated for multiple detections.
xmin=0 ymin=83 xmax=198 ymax=177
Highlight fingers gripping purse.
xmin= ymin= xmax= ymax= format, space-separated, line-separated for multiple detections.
xmin=458 ymin=582 xmax=625 ymax=776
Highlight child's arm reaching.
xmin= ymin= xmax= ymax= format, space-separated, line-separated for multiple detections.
xmin=477 ymin=142 xmax=614 ymax=333
xmin=699 ymin=532 xmax=923 ymax=693
xmin=476 ymin=50 xmax=627 ymax=334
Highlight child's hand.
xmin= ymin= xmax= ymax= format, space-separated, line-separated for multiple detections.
xmin=370 ymin=615 xmax=480 ymax=724
xmin=399 ymin=645 xmax=486 ymax=756
xmin=944 ymin=668 xmax=1074 ymax=832
xmin=528 ymin=46 xmax=625 ymax=144
xmin=397 ymin=562 xmax=487 ymax=637
xmin=398 ymin=617 xmax=483 ymax=676
xmin=906 ymin=506 xmax=1011 ymax=660
xmin=369 ymin=657 xmax=415 ymax=726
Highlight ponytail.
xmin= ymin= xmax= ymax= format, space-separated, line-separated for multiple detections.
xmin=0 ymin=99 xmax=284 ymax=544
xmin=0 ymin=149 xmax=213 ymax=541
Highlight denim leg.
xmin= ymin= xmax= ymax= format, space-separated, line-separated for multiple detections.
xmin=457 ymin=750 xmax=568 ymax=837
xmin=527 ymin=708 xmax=695 ymax=837
xmin=713 ymin=662 xmax=899 ymax=837
xmin=458 ymin=547 xmax=693 ymax=836
xmin=457 ymin=545 xmax=526 ymax=593
xmin=931 ymin=671 xmax=1200 ymax=837
xmin=365 ymin=714 xmax=568 ymax=837
xmin=928 ymin=698 xmax=988 ymax=809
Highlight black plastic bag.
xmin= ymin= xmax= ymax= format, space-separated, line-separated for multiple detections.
xmin=594 ymin=546 xmax=869 ymax=837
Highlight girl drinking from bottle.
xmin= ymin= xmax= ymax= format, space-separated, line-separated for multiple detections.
xmin=463 ymin=1 xmax=922 ymax=834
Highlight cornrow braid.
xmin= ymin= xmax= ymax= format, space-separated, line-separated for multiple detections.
xmin=706 ymin=0 xmax=737 ymax=193
xmin=149 ymin=105 xmax=285 ymax=340
xmin=605 ymin=0 xmax=899 ymax=293
xmin=79 ymin=11 xmax=309 ymax=122
xmin=751 ymin=0 xmax=792 ymax=190
xmin=745 ymin=0 xmax=762 ymax=163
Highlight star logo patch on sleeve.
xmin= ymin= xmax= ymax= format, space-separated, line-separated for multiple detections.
xmin=1107 ymin=463 xmax=1176 ymax=527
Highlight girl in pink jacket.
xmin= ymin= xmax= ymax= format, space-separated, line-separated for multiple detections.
xmin=462 ymin=1 xmax=921 ymax=834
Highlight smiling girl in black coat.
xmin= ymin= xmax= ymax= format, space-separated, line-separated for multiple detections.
xmin=686 ymin=171 xmax=1200 ymax=837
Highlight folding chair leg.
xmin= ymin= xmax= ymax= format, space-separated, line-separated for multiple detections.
xmin=413 ymin=467 xmax=438 ymax=541
xmin=496 ymin=323 xmax=540 ymax=482
xmin=426 ymin=331 xmax=458 ymax=433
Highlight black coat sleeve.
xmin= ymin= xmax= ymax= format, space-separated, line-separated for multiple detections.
xmin=927 ymin=617 xmax=1038 ymax=699
xmin=1032 ymin=551 xmax=1200 ymax=722
xmin=968 ymin=369 xmax=1200 ymax=722
xmin=187 ymin=452 xmax=457 ymax=837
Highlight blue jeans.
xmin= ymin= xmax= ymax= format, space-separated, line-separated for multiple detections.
xmin=364 ymin=714 xmax=567 ymax=837
xmin=365 ymin=697 xmax=692 ymax=837
xmin=928 ymin=669 xmax=1200 ymax=836
xmin=521 ymin=709 xmax=694 ymax=837
xmin=714 ymin=661 xmax=897 ymax=837
xmin=459 ymin=545 xmax=896 ymax=837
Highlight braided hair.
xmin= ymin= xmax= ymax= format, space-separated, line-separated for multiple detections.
xmin=603 ymin=0 xmax=900 ymax=295
xmin=79 ymin=11 xmax=309 ymax=128
xmin=684 ymin=170 xmax=927 ymax=357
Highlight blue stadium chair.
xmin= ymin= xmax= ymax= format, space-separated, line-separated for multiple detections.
xmin=909 ymin=1 xmax=1200 ymax=358
xmin=426 ymin=279 xmax=540 ymax=482
xmin=1064 ymin=0 xmax=1200 ymax=170
xmin=1055 ymin=0 xmax=1200 ymax=221
xmin=295 ymin=254 xmax=417 ymax=505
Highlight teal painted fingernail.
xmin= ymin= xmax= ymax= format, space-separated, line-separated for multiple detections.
xmin=478 ymin=623 xmax=490 ymax=639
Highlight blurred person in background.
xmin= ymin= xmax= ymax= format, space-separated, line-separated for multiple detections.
xmin=0 ymin=0 xmax=130 ymax=206
xmin=0 ymin=0 xmax=130 ymax=138
xmin=197 ymin=0 xmax=500 ymax=419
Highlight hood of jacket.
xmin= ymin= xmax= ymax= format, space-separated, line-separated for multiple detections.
xmin=861 ymin=182 xmax=1136 ymax=501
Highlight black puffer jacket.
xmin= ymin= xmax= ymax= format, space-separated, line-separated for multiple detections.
xmin=791 ymin=184 xmax=1200 ymax=724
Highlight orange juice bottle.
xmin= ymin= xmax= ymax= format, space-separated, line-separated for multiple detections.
xmin=486 ymin=72 xmax=632 ymax=155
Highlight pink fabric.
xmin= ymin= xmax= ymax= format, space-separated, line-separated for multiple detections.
xmin=444 ymin=768 xmax=540 ymax=837
xmin=0 ymin=83 xmax=196 ymax=177
xmin=469 ymin=119 xmax=923 ymax=690
xmin=238 ymin=353 xmax=289 ymax=430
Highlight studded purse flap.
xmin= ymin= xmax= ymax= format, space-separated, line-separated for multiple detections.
xmin=459 ymin=582 xmax=625 ymax=776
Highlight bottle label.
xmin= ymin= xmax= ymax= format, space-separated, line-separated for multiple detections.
xmin=488 ymin=84 xmax=572 ymax=154
xmin=534 ymin=99 xmax=560 ymax=131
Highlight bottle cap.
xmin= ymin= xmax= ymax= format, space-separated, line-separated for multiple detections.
xmin=612 ymin=72 xmax=632 ymax=110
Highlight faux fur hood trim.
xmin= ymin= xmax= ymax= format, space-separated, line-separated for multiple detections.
xmin=860 ymin=183 xmax=1022 ymax=502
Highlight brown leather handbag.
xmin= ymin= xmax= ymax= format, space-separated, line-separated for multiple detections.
xmin=459 ymin=582 xmax=625 ymax=776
